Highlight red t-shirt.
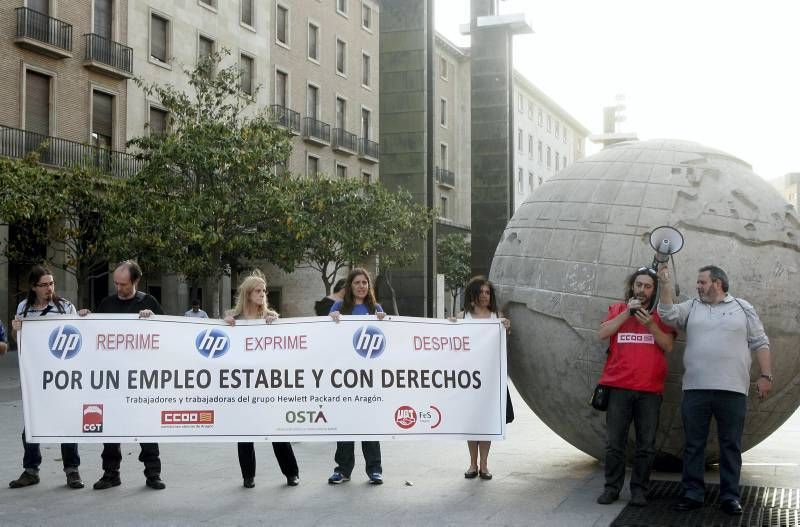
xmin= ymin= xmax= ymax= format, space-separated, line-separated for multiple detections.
xmin=598 ymin=303 xmax=676 ymax=394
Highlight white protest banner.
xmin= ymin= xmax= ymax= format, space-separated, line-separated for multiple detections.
xmin=19 ymin=315 xmax=507 ymax=443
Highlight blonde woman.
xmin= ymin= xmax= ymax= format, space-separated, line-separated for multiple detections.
xmin=453 ymin=276 xmax=511 ymax=481
xmin=225 ymin=271 xmax=299 ymax=488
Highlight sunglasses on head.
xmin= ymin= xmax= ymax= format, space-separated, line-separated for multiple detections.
xmin=636 ymin=267 xmax=658 ymax=277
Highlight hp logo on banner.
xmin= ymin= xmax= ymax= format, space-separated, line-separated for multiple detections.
xmin=49 ymin=326 xmax=82 ymax=359
xmin=352 ymin=326 xmax=386 ymax=359
xmin=195 ymin=329 xmax=230 ymax=358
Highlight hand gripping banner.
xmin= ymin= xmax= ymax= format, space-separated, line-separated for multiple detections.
xmin=19 ymin=315 xmax=507 ymax=443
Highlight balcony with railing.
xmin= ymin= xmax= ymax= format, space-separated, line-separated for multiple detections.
xmin=83 ymin=33 xmax=133 ymax=78
xmin=435 ymin=166 xmax=455 ymax=188
xmin=268 ymin=105 xmax=301 ymax=134
xmin=332 ymin=128 xmax=358 ymax=155
xmin=302 ymin=117 xmax=331 ymax=146
xmin=0 ymin=124 xmax=141 ymax=178
xmin=14 ymin=7 xmax=73 ymax=58
xmin=358 ymin=137 xmax=379 ymax=163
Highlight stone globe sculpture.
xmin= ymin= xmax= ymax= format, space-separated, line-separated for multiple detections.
xmin=490 ymin=139 xmax=800 ymax=465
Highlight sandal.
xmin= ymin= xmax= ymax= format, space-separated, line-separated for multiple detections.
xmin=464 ymin=469 xmax=479 ymax=479
xmin=479 ymin=470 xmax=493 ymax=480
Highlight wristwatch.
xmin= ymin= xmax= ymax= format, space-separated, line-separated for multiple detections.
xmin=759 ymin=374 xmax=774 ymax=382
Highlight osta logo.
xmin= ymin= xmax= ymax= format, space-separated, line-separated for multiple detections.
xmin=394 ymin=405 xmax=417 ymax=429
xmin=195 ymin=328 xmax=230 ymax=358
xmin=352 ymin=325 xmax=386 ymax=359
xmin=82 ymin=404 xmax=103 ymax=433
xmin=49 ymin=325 xmax=82 ymax=359
xmin=161 ymin=410 xmax=214 ymax=425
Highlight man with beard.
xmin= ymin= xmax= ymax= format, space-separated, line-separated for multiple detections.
xmin=8 ymin=265 xmax=83 ymax=489
xmin=79 ymin=260 xmax=166 ymax=491
xmin=658 ymin=265 xmax=771 ymax=516
xmin=596 ymin=267 xmax=676 ymax=507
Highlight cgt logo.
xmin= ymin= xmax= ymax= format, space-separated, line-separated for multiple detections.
xmin=161 ymin=410 xmax=214 ymax=425
xmin=49 ymin=326 xmax=82 ymax=359
xmin=82 ymin=404 xmax=103 ymax=433
xmin=352 ymin=326 xmax=386 ymax=359
xmin=394 ymin=405 xmax=417 ymax=429
xmin=195 ymin=328 xmax=230 ymax=358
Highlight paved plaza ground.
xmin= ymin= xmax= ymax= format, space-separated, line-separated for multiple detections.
xmin=0 ymin=351 xmax=797 ymax=526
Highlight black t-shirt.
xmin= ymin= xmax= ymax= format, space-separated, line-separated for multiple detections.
xmin=314 ymin=297 xmax=335 ymax=316
xmin=96 ymin=291 xmax=164 ymax=315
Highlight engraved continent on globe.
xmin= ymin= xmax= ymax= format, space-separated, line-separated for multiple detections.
xmin=490 ymin=139 xmax=800 ymax=463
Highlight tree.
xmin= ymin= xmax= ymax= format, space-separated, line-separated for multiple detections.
xmin=437 ymin=234 xmax=471 ymax=315
xmin=290 ymin=177 xmax=436 ymax=312
xmin=0 ymin=155 xmax=119 ymax=308
xmin=106 ymin=50 xmax=302 ymax=315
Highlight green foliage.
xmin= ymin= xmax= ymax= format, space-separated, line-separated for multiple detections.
xmin=106 ymin=49 xmax=300 ymax=294
xmin=0 ymin=154 xmax=119 ymax=306
xmin=437 ymin=234 xmax=471 ymax=314
xmin=289 ymin=177 xmax=436 ymax=295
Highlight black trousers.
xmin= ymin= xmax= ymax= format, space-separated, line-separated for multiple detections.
xmin=334 ymin=441 xmax=382 ymax=477
xmin=237 ymin=442 xmax=298 ymax=480
xmin=101 ymin=443 xmax=161 ymax=478
xmin=21 ymin=429 xmax=80 ymax=473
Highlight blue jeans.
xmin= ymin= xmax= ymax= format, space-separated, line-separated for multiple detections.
xmin=21 ymin=429 xmax=80 ymax=474
xmin=603 ymin=387 xmax=662 ymax=495
xmin=681 ymin=389 xmax=747 ymax=503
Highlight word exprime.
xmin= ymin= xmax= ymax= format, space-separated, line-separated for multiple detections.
xmin=245 ymin=334 xmax=308 ymax=351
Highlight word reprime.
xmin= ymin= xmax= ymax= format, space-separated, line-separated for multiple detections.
xmin=97 ymin=333 xmax=160 ymax=350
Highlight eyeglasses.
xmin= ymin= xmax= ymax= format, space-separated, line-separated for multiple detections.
xmin=35 ymin=281 xmax=55 ymax=288
xmin=636 ymin=267 xmax=658 ymax=277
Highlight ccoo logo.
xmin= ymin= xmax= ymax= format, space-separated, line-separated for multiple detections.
xmin=352 ymin=326 xmax=386 ymax=359
xmin=195 ymin=328 xmax=230 ymax=358
xmin=49 ymin=326 xmax=82 ymax=359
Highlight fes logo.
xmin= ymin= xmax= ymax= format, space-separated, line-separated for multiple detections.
xmin=49 ymin=326 xmax=82 ymax=359
xmin=195 ymin=328 xmax=230 ymax=358
xmin=352 ymin=326 xmax=386 ymax=359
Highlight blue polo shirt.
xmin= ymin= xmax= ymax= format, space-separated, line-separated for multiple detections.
xmin=330 ymin=301 xmax=383 ymax=315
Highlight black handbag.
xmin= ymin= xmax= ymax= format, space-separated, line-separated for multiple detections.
xmin=589 ymin=384 xmax=610 ymax=411
xmin=505 ymin=388 xmax=514 ymax=424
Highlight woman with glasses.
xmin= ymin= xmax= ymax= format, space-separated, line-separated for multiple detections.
xmin=8 ymin=265 xmax=83 ymax=490
xmin=225 ymin=270 xmax=300 ymax=489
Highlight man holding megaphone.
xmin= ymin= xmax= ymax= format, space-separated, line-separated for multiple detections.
xmin=658 ymin=265 xmax=772 ymax=516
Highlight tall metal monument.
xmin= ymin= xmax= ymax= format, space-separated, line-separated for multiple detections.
xmin=466 ymin=0 xmax=531 ymax=277
xmin=379 ymin=0 xmax=436 ymax=316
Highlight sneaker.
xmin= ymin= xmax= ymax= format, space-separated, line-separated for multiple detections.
xmin=145 ymin=475 xmax=166 ymax=490
xmin=328 ymin=472 xmax=350 ymax=484
xmin=630 ymin=492 xmax=647 ymax=507
xmin=368 ymin=472 xmax=384 ymax=485
xmin=93 ymin=473 xmax=121 ymax=490
xmin=66 ymin=471 xmax=84 ymax=489
xmin=596 ymin=489 xmax=619 ymax=505
xmin=9 ymin=471 xmax=40 ymax=488
xmin=243 ymin=477 xmax=255 ymax=489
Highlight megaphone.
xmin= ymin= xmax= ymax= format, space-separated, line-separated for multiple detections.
xmin=649 ymin=226 xmax=684 ymax=264
xmin=648 ymin=225 xmax=684 ymax=297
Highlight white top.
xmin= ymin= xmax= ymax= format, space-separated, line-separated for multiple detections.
xmin=464 ymin=311 xmax=497 ymax=320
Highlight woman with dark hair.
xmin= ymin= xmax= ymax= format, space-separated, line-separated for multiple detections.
xmin=328 ymin=268 xmax=386 ymax=484
xmin=8 ymin=265 xmax=83 ymax=489
xmin=224 ymin=270 xmax=300 ymax=489
xmin=453 ymin=276 xmax=510 ymax=481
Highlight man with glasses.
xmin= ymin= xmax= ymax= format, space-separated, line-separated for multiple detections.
xmin=78 ymin=260 xmax=166 ymax=490
xmin=658 ymin=265 xmax=772 ymax=516
xmin=596 ymin=267 xmax=676 ymax=507
xmin=8 ymin=265 xmax=83 ymax=489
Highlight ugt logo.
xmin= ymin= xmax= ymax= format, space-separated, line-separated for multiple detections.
xmin=48 ymin=326 xmax=82 ymax=359
xmin=352 ymin=326 xmax=386 ymax=359
xmin=195 ymin=328 xmax=230 ymax=358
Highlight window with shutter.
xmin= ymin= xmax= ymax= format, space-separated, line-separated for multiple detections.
xmin=29 ymin=0 xmax=49 ymax=15
xmin=92 ymin=90 xmax=113 ymax=148
xmin=149 ymin=107 xmax=167 ymax=134
xmin=276 ymin=5 xmax=288 ymax=45
xmin=275 ymin=70 xmax=288 ymax=107
xmin=151 ymin=14 xmax=168 ymax=62
xmin=199 ymin=36 xmax=213 ymax=60
xmin=25 ymin=70 xmax=50 ymax=136
xmin=94 ymin=0 xmax=113 ymax=39
xmin=240 ymin=54 xmax=253 ymax=95
xmin=241 ymin=0 xmax=253 ymax=26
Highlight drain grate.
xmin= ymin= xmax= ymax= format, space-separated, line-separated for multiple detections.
xmin=610 ymin=480 xmax=800 ymax=527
